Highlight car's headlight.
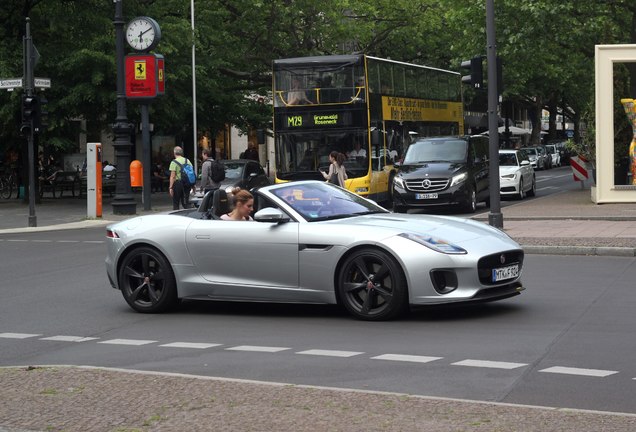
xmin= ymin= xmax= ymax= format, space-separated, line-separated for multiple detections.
xmin=398 ymin=233 xmax=467 ymax=254
xmin=450 ymin=172 xmax=467 ymax=187
xmin=393 ymin=176 xmax=405 ymax=188
xmin=501 ymin=173 xmax=516 ymax=179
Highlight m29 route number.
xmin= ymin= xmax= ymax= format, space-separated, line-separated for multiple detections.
xmin=287 ymin=115 xmax=303 ymax=127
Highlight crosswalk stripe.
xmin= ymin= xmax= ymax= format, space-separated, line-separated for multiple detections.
xmin=371 ymin=354 xmax=442 ymax=363
xmin=296 ymin=349 xmax=363 ymax=358
xmin=539 ymin=366 xmax=618 ymax=377
xmin=159 ymin=342 xmax=221 ymax=349
xmin=98 ymin=339 xmax=157 ymax=346
xmin=452 ymin=359 xmax=527 ymax=369
xmin=40 ymin=336 xmax=99 ymax=342
xmin=0 ymin=332 xmax=41 ymax=339
xmin=226 ymin=345 xmax=290 ymax=353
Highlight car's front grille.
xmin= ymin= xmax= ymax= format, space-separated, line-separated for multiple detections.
xmin=404 ymin=178 xmax=449 ymax=192
xmin=477 ymin=250 xmax=524 ymax=285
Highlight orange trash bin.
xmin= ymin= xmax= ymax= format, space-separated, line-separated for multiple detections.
xmin=130 ymin=160 xmax=143 ymax=187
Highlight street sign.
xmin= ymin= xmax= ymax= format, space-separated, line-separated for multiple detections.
xmin=0 ymin=77 xmax=50 ymax=90
xmin=0 ymin=78 xmax=23 ymax=90
xmin=34 ymin=77 xmax=51 ymax=88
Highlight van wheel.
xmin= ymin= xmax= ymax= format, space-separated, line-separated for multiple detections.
xmin=463 ymin=186 xmax=477 ymax=213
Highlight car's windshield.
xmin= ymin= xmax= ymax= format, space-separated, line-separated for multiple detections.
xmin=222 ymin=162 xmax=244 ymax=180
xmin=499 ymin=153 xmax=518 ymax=167
xmin=524 ymin=148 xmax=537 ymax=156
xmin=272 ymin=182 xmax=387 ymax=222
xmin=403 ymin=139 xmax=467 ymax=164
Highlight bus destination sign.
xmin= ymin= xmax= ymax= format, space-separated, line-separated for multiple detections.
xmin=278 ymin=111 xmax=357 ymax=130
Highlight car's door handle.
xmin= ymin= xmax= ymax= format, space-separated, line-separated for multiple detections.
xmin=195 ymin=234 xmax=211 ymax=240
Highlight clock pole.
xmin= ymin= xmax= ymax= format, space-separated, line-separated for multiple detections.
xmin=112 ymin=0 xmax=137 ymax=215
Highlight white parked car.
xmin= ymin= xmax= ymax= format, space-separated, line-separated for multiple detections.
xmin=545 ymin=144 xmax=561 ymax=167
xmin=499 ymin=149 xmax=536 ymax=199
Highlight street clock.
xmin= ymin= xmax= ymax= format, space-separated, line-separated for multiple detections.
xmin=126 ymin=16 xmax=161 ymax=52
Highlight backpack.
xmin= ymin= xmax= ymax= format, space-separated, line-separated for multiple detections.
xmin=174 ymin=159 xmax=196 ymax=188
xmin=209 ymin=159 xmax=226 ymax=183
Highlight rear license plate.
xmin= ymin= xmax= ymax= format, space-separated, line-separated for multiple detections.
xmin=492 ymin=264 xmax=519 ymax=282
xmin=415 ymin=193 xmax=438 ymax=199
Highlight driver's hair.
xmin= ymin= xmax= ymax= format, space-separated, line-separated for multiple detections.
xmin=229 ymin=187 xmax=253 ymax=205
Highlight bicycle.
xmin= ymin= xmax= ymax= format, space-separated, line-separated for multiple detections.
xmin=0 ymin=168 xmax=17 ymax=199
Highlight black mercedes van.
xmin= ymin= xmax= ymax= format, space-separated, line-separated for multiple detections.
xmin=392 ymin=136 xmax=490 ymax=213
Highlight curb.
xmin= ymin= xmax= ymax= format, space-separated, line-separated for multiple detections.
xmin=522 ymin=245 xmax=636 ymax=257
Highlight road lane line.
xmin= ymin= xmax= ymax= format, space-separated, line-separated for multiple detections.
xmin=296 ymin=349 xmax=364 ymax=358
xmin=160 ymin=342 xmax=222 ymax=349
xmin=452 ymin=359 xmax=527 ymax=369
xmin=371 ymin=354 xmax=442 ymax=363
xmin=57 ymin=240 xmax=80 ymax=243
xmin=82 ymin=240 xmax=104 ymax=244
xmin=6 ymin=239 xmax=28 ymax=242
xmin=40 ymin=336 xmax=99 ymax=342
xmin=98 ymin=339 xmax=157 ymax=346
xmin=539 ymin=366 xmax=618 ymax=377
xmin=31 ymin=240 xmax=53 ymax=243
xmin=226 ymin=345 xmax=290 ymax=353
xmin=0 ymin=332 xmax=41 ymax=339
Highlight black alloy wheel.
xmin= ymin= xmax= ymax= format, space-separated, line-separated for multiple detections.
xmin=118 ymin=246 xmax=177 ymax=313
xmin=337 ymin=248 xmax=407 ymax=321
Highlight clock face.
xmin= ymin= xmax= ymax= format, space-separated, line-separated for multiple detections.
xmin=126 ymin=17 xmax=160 ymax=51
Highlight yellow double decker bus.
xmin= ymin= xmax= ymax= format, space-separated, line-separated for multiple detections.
xmin=273 ymin=54 xmax=463 ymax=204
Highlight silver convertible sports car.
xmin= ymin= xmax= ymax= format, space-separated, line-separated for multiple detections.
xmin=105 ymin=181 xmax=525 ymax=320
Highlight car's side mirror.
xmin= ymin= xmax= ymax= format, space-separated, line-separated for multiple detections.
xmin=394 ymin=161 xmax=402 ymax=168
xmin=520 ymin=160 xmax=530 ymax=166
xmin=255 ymin=207 xmax=290 ymax=223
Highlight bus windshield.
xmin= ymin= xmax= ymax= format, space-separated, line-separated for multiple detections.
xmin=275 ymin=130 xmax=369 ymax=181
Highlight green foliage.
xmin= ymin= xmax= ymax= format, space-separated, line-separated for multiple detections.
xmin=1 ymin=0 xmax=635 ymax=160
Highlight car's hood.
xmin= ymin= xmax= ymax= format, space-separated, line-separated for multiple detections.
xmin=398 ymin=162 xmax=464 ymax=179
xmin=499 ymin=166 xmax=520 ymax=176
xmin=326 ymin=213 xmax=513 ymax=246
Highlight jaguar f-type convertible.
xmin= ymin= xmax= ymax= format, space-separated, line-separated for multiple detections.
xmin=105 ymin=181 xmax=524 ymax=320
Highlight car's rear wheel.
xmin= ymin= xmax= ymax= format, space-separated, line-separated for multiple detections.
xmin=337 ymin=248 xmax=408 ymax=321
xmin=118 ymin=246 xmax=177 ymax=313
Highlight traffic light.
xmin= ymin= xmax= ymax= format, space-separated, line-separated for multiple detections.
xmin=34 ymin=95 xmax=48 ymax=131
xmin=22 ymin=95 xmax=37 ymax=123
xmin=460 ymin=56 xmax=484 ymax=89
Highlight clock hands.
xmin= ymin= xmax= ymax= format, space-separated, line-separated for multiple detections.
xmin=137 ymin=27 xmax=152 ymax=44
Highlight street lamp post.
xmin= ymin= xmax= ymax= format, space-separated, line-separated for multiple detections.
xmin=112 ymin=0 xmax=136 ymax=215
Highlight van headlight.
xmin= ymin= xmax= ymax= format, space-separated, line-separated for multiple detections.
xmin=393 ymin=176 xmax=405 ymax=188
xmin=450 ymin=172 xmax=467 ymax=187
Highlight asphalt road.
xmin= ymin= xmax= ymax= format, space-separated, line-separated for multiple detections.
xmin=1 ymin=224 xmax=635 ymax=414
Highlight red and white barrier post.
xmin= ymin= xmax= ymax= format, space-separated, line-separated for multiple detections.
xmin=570 ymin=155 xmax=589 ymax=188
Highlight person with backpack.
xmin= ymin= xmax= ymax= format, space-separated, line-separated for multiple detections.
xmin=199 ymin=148 xmax=225 ymax=194
xmin=169 ymin=146 xmax=195 ymax=210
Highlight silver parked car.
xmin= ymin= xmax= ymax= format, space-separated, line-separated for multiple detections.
xmin=106 ymin=181 xmax=525 ymax=320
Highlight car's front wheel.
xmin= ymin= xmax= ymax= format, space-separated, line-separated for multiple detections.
xmin=463 ymin=186 xmax=477 ymax=213
xmin=527 ymin=175 xmax=536 ymax=197
xmin=118 ymin=246 xmax=178 ymax=313
xmin=517 ymin=178 xmax=525 ymax=200
xmin=337 ymin=248 xmax=408 ymax=321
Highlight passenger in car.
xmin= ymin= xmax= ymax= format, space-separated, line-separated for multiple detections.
xmin=221 ymin=188 xmax=254 ymax=221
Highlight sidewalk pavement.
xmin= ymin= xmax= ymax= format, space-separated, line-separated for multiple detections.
xmin=1 ymin=187 xmax=635 ymax=255
xmin=1 ymin=189 xmax=636 ymax=431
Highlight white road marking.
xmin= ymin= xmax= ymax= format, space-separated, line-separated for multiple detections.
xmin=539 ymin=366 xmax=618 ymax=377
xmin=57 ymin=240 xmax=80 ymax=243
xmin=82 ymin=240 xmax=104 ymax=244
xmin=160 ymin=342 xmax=222 ymax=349
xmin=6 ymin=239 xmax=28 ymax=242
xmin=452 ymin=359 xmax=527 ymax=370
xmin=296 ymin=349 xmax=363 ymax=358
xmin=537 ymin=186 xmax=558 ymax=191
xmin=0 ymin=332 xmax=41 ymax=339
xmin=226 ymin=345 xmax=290 ymax=353
xmin=31 ymin=240 xmax=52 ymax=243
xmin=371 ymin=354 xmax=442 ymax=364
xmin=98 ymin=338 xmax=157 ymax=346
xmin=40 ymin=335 xmax=98 ymax=342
